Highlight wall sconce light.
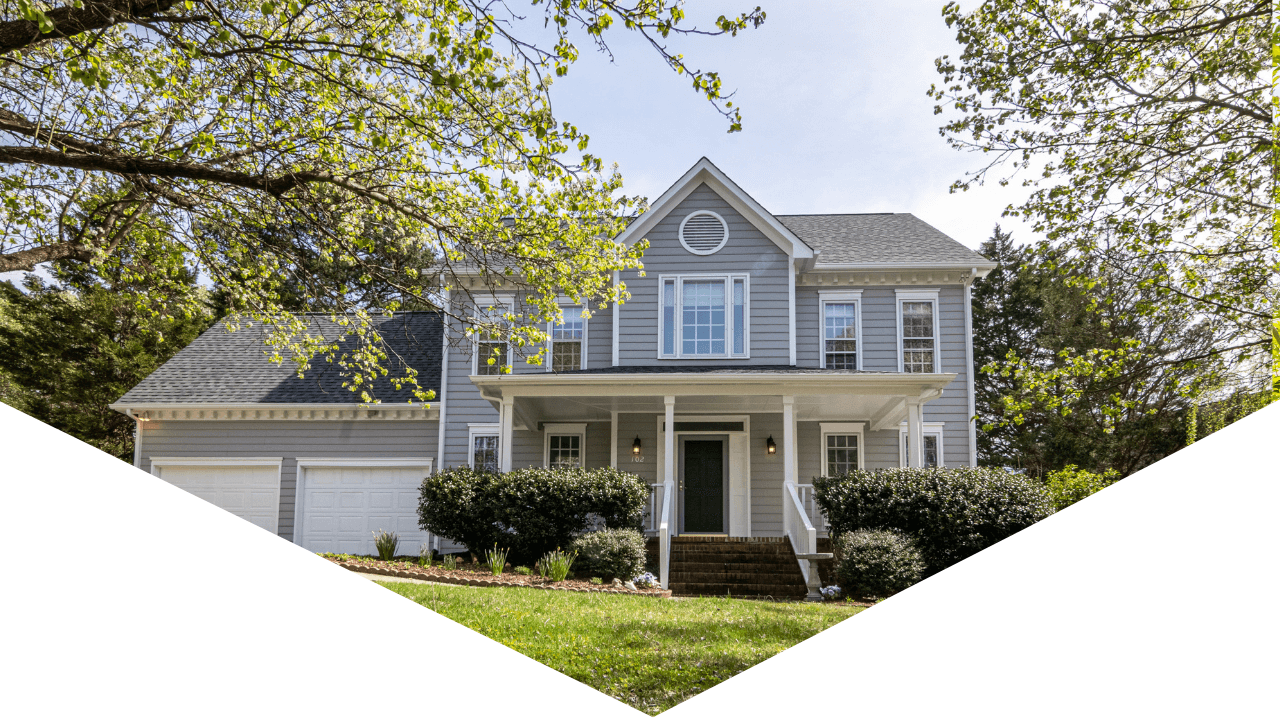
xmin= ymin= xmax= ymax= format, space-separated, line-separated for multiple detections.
xmin=766 ymin=435 xmax=776 ymax=455
xmin=632 ymin=436 xmax=643 ymax=456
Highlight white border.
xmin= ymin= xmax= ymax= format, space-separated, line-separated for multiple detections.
xmin=657 ymin=273 xmax=751 ymax=360
xmin=293 ymin=457 xmax=434 ymax=551
xmin=895 ymin=288 xmax=941 ymax=374
xmin=470 ymin=295 xmax=514 ymax=376
xmin=898 ymin=421 xmax=946 ymax=467
xmin=818 ymin=422 xmax=866 ymax=474
xmin=818 ymin=290 xmax=864 ymax=370
xmin=546 ymin=303 xmax=588 ymax=372
xmin=654 ymin=413 xmax=752 ymax=537
xmin=149 ymin=457 xmax=284 ymax=536
xmin=678 ymin=210 xmax=729 ymax=255
xmin=543 ymin=422 xmax=588 ymax=467
xmin=467 ymin=423 xmax=500 ymax=469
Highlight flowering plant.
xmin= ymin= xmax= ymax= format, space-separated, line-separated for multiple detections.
xmin=819 ymin=585 xmax=843 ymax=601
xmin=632 ymin=572 xmax=659 ymax=589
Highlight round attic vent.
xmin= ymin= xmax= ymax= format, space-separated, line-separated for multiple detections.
xmin=678 ymin=211 xmax=728 ymax=255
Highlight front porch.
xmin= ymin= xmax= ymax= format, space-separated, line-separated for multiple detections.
xmin=471 ymin=368 xmax=955 ymax=591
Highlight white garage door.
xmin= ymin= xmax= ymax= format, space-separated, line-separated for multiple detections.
xmin=299 ymin=464 xmax=432 ymax=556
xmin=152 ymin=462 xmax=281 ymax=534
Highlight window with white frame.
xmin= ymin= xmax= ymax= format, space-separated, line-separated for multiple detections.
xmin=658 ymin=275 xmax=748 ymax=358
xmin=820 ymin=422 xmax=864 ymax=476
xmin=896 ymin=290 xmax=939 ymax=373
xmin=548 ymin=306 xmax=585 ymax=372
xmin=468 ymin=424 xmax=500 ymax=471
xmin=899 ymin=422 xmax=945 ymax=467
xmin=543 ymin=423 xmax=586 ymax=468
xmin=472 ymin=299 xmax=512 ymax=376
xmin=820 ymin=291 xmax=862 ymax=370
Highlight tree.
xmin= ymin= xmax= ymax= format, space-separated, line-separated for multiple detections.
xmin=0 ymin=0 xmax=766 ymax=402
xmin=931 ymin=0 xmax=1276 ymax=426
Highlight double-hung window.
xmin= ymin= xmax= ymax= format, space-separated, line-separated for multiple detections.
xmin=658 ymin=275 xmax=749 ymax=359
xmin=899 ymin=422 xmax=944 ymax=468
xmin=820 ymin=423 xmax=865 ymax=476
xmin=819 ymin=291 xmax=862 ymax=370
xmin=469 ymin=424 xmax=500 ymax=471
xmin=548 ymin=306 xmax=585 ymax=372
xmin=543 ymin=423 xmax=586 ymax=468
xmin=896 ymin=290 xmax=939 ymax=373
xmin=472 ymin=298 xmax=512 ymax=376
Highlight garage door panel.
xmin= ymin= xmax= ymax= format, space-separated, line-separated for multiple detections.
xmin=300 ymin=464 xmax=431 ymax=557
xmin=154 ymin=464 xmax=281 ymax=536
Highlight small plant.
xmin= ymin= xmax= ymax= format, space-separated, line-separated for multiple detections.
xmin=1045 ymin=465 xmax=1121 ymax=511
xmin=819 ymin=585 xmax=843 ymax=601
xmin=570 ymin=528 xmax=647 ymax=581
xmin=514 ymin=565 xmax=532 ymax=575
xmin=539 ymin=548 xmax=576 ymax=582
xmin=417 ymin=544 xmax=434 ymax=568
xmin=485 ymin=545 xmax=509 ymax=576
xmin=632 ymin=571 xmax=658 ymax=589
xmin=372 ymin=529 xmax=399 ymax=561
xmin=590 ymin=577 xmax=603 ymax=585
xmin=834 ymin=529 xmax=926 ymax=598
xmin=441 ymin=554 xmax=457 ymax=570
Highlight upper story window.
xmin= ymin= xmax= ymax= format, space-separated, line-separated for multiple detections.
xmin=548 ymin=306 xmax=585 ymax=372
xmin=819 ymin=291 xmax=862 ymax=370
xmin=896 ymin=289 xmax=939 ymax=373
xmin=659 ymin=274 xmax=748 ymax=359
xmin=472 ymin=298 xmax=512 ymax=375
xmin=678 ymin=211 xmax=729 ymax=255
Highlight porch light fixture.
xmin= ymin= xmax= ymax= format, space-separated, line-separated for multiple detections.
xmin=632 ymin=436 xmax=642 ymax=456
xmin=766 ymin=435 xmax=776 ymax=455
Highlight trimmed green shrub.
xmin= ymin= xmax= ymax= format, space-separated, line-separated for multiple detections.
xmin=832 ymin=529 xmax=926 ymax=598
xmin=570 ymin=528 xmax=647 ymax=581
xmin=418 ymin=466 xmax=648 ymax=565
xmin=1045 ymin=465 xmax=1121 ymax=511
xmin=814 ymin=467 xmax=1053 ymax=576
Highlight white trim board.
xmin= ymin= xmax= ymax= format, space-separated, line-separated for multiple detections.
xmin=654 ymin=413 xmax=752 ymax=537
xmin=818 ymin=290 xmax=863 ymax=370
xmin=543 ymin=422 xmax=588 ymax=468
xmin=895 ymin=289 xmax=941 ymax=374
xmin=818 ymin=422 xmax=866 ymax=474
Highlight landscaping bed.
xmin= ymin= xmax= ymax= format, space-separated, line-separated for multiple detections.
xmin=323 ymin=554 xmax=671 ymax=597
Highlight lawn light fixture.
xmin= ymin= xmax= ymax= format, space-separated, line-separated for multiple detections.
xmin=766 ymin=435 xmax=776 ymax=455
xmin=632 ymin=436 xmax=643 ymax=456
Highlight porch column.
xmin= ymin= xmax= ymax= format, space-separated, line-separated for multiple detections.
xmin=499 ymin=396 xmax=514 ymax=472
xmin=906 ymin=398 xmax=924 ymax=468
xmin=782 ymin=395 xmax=797 ymax=486
xmin=663 ymin=396 xmax=675 ymax=485
xmin=610 ymin=410 xmax=618 ymax=468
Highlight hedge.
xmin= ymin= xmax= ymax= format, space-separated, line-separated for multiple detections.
xmin=832 ymin=529 xmax=926 ymax=598
xmin=813 ymin=467 xmax=1053 ymax=576
xmin=571 ymin=528 xmax=647 ymax=581
xmin=418 ymin=466 xmax=649 ymax=565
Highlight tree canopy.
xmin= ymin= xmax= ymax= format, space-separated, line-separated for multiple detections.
xmin=0 ymin=0 xmax=764 ymax=402
xmin=930 ymin=0 xmax=1276 ymax=421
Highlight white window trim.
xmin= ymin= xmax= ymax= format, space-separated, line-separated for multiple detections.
xmin=898 ymin=421 xmax=946 ymax=468
xmin=467 ymin=423 xmax=501 ymax=470
xmin=819 ymin=422 xmax=866 ymax=474
xmin=471 ymin=295 xmax=515 ymax=376
xmin=657 ymin=273 xmax=751 ymax=360
xmin=895 ymin=288 xmax=941 ymax=373
xmin=678 ymin=210 xmax=729 ymax=255
xmin=818 ymin=291 xmax=863 ymax=370
xmin=546 ymin=303 xmax=588 ymax=372
xmin=543 ymin=422 xmax=588 ymax=468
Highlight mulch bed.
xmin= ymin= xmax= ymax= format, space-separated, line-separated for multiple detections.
xmin=327 ymin=555 xmax=672 ymax=598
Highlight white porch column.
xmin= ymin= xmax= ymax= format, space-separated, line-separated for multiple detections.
xmin=906 ymin=398 xmax=924 ymax=468
xmin=782 ymin=395 xmax=797 ymax=486
xmin=663 ymin=396 xmax=675 ymax=485
xmin=610 ymin=410 xmax=619 ymax=468
xmin=499 ymin=396 xmax=514 ymax=472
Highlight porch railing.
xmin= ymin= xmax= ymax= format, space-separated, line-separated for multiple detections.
xmin=658 ymin=478 xmax=675 ymax=590
xmin=795 ymin=484 xmax=829 ymax=533
xmin=783 ymin=480 xmax=818 ymax=584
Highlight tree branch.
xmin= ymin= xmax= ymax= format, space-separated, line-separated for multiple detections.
xmin=0 ymin=241 xmax=93 ymax=272
xmin=0 ymin=0 xmax=178 ymax=55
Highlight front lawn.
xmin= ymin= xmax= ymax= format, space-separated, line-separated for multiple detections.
xmin=381 ymin=581 xmax=862 ymax=714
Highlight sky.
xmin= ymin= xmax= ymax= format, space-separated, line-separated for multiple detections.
xmin=523 ymin=0 xmax=1041 ymax=251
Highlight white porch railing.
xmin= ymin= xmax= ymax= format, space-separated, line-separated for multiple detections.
xmin=783 ymin=480 xmax=818 ymax=584
xmin=795 ymin=484 xmax=829 ymax=533
xmin=658 ymin=478 xmax=675 ymax=590
xmin=643 ymin=483 xmax=666 ymax=533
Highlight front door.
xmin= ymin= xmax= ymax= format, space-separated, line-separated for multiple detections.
xmin=682 ymin=439 xmax=725 ymax=533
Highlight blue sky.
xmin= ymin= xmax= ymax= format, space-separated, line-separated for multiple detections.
xmin=536 ymin=0 xmax=1040 ymax=251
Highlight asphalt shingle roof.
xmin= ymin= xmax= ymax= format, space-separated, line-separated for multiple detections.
xmin=116 ymin=312 xmax=443 ymax=405
xmin=775 ymin=213 xmax=990 ymax=265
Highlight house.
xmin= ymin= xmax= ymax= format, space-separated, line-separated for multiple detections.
xmin=112 ymin=158 xmax=995 ymax=594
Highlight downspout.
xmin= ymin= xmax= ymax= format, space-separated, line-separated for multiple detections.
xmin=963 ymin=269 xmax=977 ymax=467
xmin=131 ymin=409 xmax=143 ymax=469
xmin=435 ymin=289 xmax=451 ymax=471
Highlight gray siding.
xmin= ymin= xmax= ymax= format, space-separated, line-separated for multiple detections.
xmin=617 ymin=184 xmax=793 ymax=365
xmin=138 ymin=419 xmax=438 ymax=543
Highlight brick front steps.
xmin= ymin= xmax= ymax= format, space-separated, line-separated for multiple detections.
xmin=666 ymin=536 xmax=811 ymax=600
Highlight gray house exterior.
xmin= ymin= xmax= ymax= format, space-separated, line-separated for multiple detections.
xmin=113 ymin=158 xmax=995 ymax=590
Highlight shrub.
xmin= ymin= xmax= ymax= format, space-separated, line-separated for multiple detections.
xmin=814 ymin=467 xmax=1053 ymax=576
xmin=590 ymin=577 xmax=603 ymax=585
xmin=570 ymin=528 xmax=647 ymax=582
xmin=832 ymin=529 xmax=926 ymax=598
xmin=538 ymin=548 xmax=576 ymax=582
xmin=1045 ymin=465 xmax=1121 ymax=511
xmin=372 ymin=529 xmax=399 ymax=561
xmin=418 ymin=466 xmax=649 ymax=564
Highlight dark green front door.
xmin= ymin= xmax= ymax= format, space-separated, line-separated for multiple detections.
xmin=683 ymin=440 xmax=724 ymax=532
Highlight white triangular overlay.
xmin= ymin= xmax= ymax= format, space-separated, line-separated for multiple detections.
xmin=663 ymin=403 xmax=1278 ymax=719
xmin=0 ymin=404 xmax=645 ymax=719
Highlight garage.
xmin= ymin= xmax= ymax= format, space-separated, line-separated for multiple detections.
xmin=296 ymin=459 xmax=434 ymax=556
xmin=150 ymin=458 xmax=283 ymax=535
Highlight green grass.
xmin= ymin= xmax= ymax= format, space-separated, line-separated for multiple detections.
xmin=380 ymin=581 xmax=861 ymax=714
